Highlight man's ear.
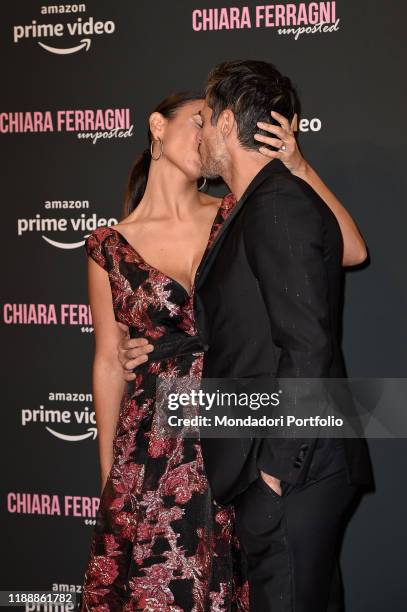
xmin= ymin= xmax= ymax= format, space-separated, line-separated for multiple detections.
xmin=219 ymin=109 xmax=235 ymax=138
xmin=149 ymin=112 xmax=166 ymax=139
xmin=291 ymin=113 xmax=298 ymax=132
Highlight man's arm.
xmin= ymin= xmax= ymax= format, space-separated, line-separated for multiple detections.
xmin=116 ymin=322 xmax=154 ymax=380
xmin=243 ymin=179 xmax=333 ymax=486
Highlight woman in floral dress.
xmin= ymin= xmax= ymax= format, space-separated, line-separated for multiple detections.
xmin=81 ymin=92 xmax=367 ymax=611
xmin=81 ymin=93 xmax=248 ymax=611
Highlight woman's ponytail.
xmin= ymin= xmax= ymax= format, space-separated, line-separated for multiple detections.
xmin=123 ymin=148 xmax=151 ymax=217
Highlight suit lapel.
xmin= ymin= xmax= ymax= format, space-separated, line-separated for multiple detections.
xmin=196 ymin=159 xmax=288 ymax=290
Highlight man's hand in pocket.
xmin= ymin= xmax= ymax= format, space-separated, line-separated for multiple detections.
xmin=260 ymin=470 xmax=282 ymax=496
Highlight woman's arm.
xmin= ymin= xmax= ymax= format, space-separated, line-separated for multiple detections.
xmin=254 ymin=110 xmax=367 ymax=266
xmin=291 ymin=161 xmax=367 ymax=265
xmin=87 ymin=257 xmax=127 ymax=492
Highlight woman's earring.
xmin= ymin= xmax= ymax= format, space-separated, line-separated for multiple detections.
xmin=198 ymin=177 xmax=207 ymax=191
xmin=150 ymin=137 xmax=163 ymax=161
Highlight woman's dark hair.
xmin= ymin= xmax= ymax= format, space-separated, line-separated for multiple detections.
xmin=123 ymin=92 xmax=203 ymax=216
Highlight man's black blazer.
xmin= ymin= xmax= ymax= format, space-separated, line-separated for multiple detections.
xmin=194 ymin=159 xmax=374 ymax=505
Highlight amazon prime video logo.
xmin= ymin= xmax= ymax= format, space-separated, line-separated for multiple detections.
xmin=16 ymin=200 xmax=118 ymax=250
xmin=21 ymin=391 xmax=97 ymax=442
xmin=12 ymin=4 xmax=115 ymax=55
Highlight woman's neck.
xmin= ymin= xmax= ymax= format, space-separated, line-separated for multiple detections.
xmin=134 ymin=159 xmax=201 ymax=221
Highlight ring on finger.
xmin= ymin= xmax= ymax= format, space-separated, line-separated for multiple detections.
xmin=280 ymin=143 xmax=287 ymax=151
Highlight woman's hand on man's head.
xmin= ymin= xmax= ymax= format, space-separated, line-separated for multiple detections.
xmin=255 ymin=110 xmax=307 ymax=175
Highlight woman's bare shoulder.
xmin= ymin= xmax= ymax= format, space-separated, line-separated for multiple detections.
xmin=114 ymin=214 xmax=136 ymax=229
xmin=113 ymin=212 xmax=143 ymax=232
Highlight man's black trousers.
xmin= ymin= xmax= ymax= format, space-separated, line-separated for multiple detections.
xmin=233 ymin=441 xmax=360 ymax=611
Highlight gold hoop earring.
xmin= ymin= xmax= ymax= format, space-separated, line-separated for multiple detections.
xmin=150 ymin=137 xmax=163 ymax=161
xmin=198 ymin=177 xmax=207 ymax=191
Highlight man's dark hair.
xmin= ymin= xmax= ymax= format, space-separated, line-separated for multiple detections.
xmin=205 ymin=60 xmax=300 ymax=151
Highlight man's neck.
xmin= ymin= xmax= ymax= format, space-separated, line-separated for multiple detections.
xmin=223 ymin=151 xmax=274 ymax=200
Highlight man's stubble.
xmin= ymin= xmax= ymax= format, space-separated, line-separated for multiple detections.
xmin=199 ymin=138 xmax=229 ymax=181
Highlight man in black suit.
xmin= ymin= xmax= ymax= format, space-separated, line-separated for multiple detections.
xmin=190 ymin=60 xmax=374 ymax=611
xmin=117 ymin=60 xmax=374 ymax=610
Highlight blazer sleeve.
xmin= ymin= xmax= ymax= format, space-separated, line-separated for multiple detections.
xmin=243 ymin=179 xmax=333 ymax=483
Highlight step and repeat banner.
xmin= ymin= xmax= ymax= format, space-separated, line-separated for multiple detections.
xmin=1 ymin=1 xmax=406 ymax=610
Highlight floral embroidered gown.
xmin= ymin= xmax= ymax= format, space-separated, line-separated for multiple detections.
xmin=81 ymin=194 xmax=249 ymax=612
